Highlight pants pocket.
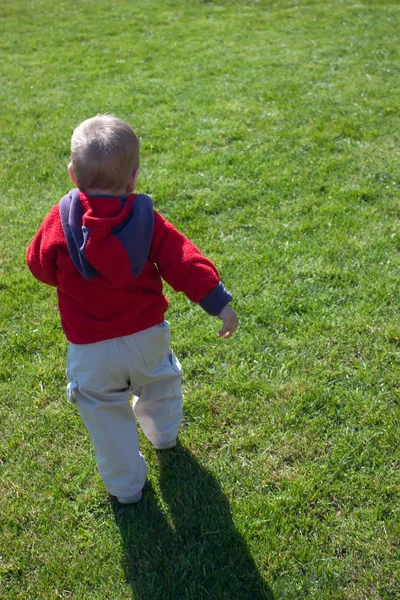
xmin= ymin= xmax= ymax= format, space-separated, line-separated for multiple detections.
xmin=66 ymin=340 xmax=110 ymax=401
xmin=133 ymin=322 xmax=172 ymax=372
xmin=163 ymin=349 xmax=182 ymax=376
xmin=66 ymin=379 xmax=79 ymax=404
xmin=66 ymin=350 xmax=77 ymax=403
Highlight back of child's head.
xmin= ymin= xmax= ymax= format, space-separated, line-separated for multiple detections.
xmin=71 ymin=114 xmax=139 ymax=194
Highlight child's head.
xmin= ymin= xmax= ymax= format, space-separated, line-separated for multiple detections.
xmin=69 ymin=114 xmax=140 ymax=195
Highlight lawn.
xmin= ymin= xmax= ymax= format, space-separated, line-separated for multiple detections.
xmin=1 ymin=0 xmax=399 ymax=598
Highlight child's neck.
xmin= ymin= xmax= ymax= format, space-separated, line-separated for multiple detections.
xmin=85 ymin=186 xmax=134 ymax=197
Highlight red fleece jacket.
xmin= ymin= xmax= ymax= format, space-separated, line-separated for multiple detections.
xmin=26 ymin=191 xmax=231 ymax=344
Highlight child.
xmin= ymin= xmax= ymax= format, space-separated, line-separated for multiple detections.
xmin=26 ymin=114 xmax=239 ymax=504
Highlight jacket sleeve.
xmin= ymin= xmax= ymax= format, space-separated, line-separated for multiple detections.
xmin=149 ymin=211 xmax=232 ymax=315
xmin=26 ymin=205 xmax=64 ymax=287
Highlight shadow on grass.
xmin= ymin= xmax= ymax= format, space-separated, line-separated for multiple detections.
xmin=112 ymin=442 xmax=273 ymax=599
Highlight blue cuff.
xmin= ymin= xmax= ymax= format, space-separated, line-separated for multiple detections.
xmin=199 ymin=282 xmax=233 ymax=316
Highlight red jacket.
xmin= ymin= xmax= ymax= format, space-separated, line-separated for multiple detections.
xmin=26 ymin=189 xmax=232 ymax=344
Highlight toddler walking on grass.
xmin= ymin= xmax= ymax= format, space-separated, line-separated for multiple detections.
xmin=27 ymin=114 xmax=239 ymax=504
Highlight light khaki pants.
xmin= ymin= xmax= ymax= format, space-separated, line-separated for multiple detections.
xmin=66 ymin=322 xmax=182 ymax=497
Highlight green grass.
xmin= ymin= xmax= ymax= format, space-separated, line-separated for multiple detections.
xmin=1 ymin=0 xmax=400 ymax=598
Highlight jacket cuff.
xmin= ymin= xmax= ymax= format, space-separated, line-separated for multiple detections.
xmin=199 ymin=282 xmax=233 ymax=316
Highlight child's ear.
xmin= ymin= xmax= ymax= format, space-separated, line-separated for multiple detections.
xmin=131 ymin=168 xmax=140 ymax=190
xmin=68 ymin=162 xmax=78 ymax=187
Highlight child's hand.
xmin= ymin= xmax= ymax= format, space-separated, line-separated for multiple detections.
xmin=217 ymin=305 xmax=239 ymax=339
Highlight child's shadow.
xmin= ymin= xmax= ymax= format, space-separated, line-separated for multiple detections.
xmin=112 ymin=442 xmax=274 ymax=599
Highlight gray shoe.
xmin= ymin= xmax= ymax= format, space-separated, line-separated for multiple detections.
xmin=117 ymin=491 xmax=143 ymax=504
xmin=153 ymin=440 xmax=177 ymax=450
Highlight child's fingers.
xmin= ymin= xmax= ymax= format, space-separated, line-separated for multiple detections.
xmin=218 ymin=317 xmax=239 ymax=338
xmin=217 ymin=305 xmax=239 ymax=338
xmin=218 ymin=324 xmax=229 ymax=338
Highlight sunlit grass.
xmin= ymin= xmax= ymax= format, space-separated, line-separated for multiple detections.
xmin=1 ymin=1 xmax=399 ymax=598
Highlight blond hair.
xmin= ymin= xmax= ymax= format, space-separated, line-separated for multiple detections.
xmin=71 ymin=115 xmax=139 ymax=194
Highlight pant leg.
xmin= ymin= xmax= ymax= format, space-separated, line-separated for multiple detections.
xmin=133 ymin=355 xmax=183 ymax=447
xmin=67 ymin=339 xmax=147 ymax=498
xmin=74 ymin=387 xmax=147 ymax=497
xmin=125 ymin=322 xmax=183 ymax=447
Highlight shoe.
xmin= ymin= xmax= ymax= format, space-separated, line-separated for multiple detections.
xmin=153 ymin=440 xmax=177 ymax=450
xmin=117 ymin=491 xmax=143 ymax=504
